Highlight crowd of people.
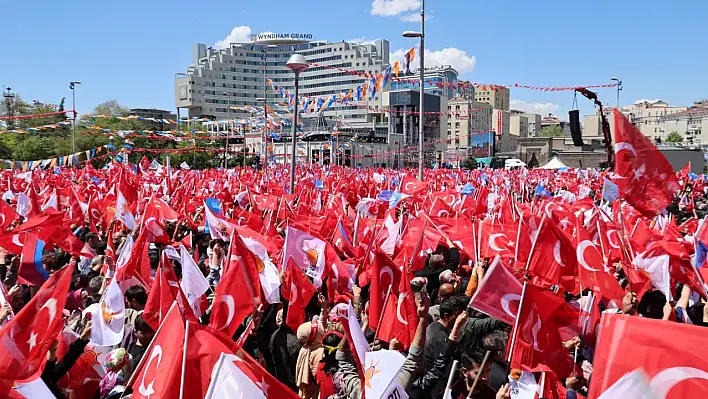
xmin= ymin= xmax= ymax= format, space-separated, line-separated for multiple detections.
xmin=1 ymin=119 xmax=708 ymax=399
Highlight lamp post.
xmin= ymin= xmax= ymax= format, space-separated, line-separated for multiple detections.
xmin=403 ymin=0 xmax=425 ymax=181
xmin=286 ymin=54 xmax=309 ymax=194
xmin=223 ymin=91 xmax=230 ymax=168
xmin=610 ymin=77 xmax=622 ymax=109
xmin=69 ymin=81 xmax=81 ymax=154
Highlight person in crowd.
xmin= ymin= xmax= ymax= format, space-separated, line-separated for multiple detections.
xmin=41 ymin=320 xmax=93 ymax=399
xmin=124 ymin=285 xmax=147 ymax=325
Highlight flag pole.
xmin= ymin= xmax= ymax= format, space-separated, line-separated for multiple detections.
xmin=467 ymin=350 xmax=491 ymax=398
xmin=443 ymin=360 xmax=459 ymax=398
xmin=507 ymin=282 xmax=528 ymax=365
xmin=523 ymin=214 xmax=546 ymax=275
xmin=179 ymin=320 xmax=190 ymax=399
xmin=203 ymin=353 xmax=227 ymax=399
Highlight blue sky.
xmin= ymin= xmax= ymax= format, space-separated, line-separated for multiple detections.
xmin=2 ymin=0 xmax=706 ymax=119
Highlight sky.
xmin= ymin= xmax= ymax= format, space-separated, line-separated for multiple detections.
xmin=2 ymin=0 xmax=707 ymax=120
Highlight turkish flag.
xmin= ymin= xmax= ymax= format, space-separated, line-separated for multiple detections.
xmin=282 ymin=257 xmax=316 ymax=332
xmin=509 ymin=284 xmax=578 ymax=379
xmin=613 ymin=109 xmax=680 ymax=218
xmin=130 ymin=303 xmax=185 ymax=399
xmin=209 ymin=232 xmax=261 ymax=337
xmin=469 ymin=257 xmax=522 ymax=326
xmin=0 ymin=200 xmax=19 ymax=231
xmin=399 ymin=177 xmax=428 ymax=195
xmin=429 ymin=197 xmax=455 ymax=218
xmin=478 ymin=220 xmax=516 ymax=259
xmin=377 ymin=267 xmax=418 ymax=349
xmin=589 ymin=314 xmax=708 ymax=399
xmin=369 ymin=249 xmax=401 ymax=331
xmin=526 ymin=216 xmax=577 ymax=289
xmin=574 ymin=220 xmax=625 ymax=305
xmin=142 ymin=262 xmax=195 ymax=331
xmin=0 ymin=265 xmax=73 ymax=395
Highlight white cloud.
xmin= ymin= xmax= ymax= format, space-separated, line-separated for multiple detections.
xmin=348 ymin=37 xmax=378 ymax=45
xmin=371 ymin=0 xmax=421 ymax=16
xmin=214 ymin=25 xmax=252 ymax=49
xmin=510 ymin=100 xmax=560 ymax=116
xmin=400 ymin=12 xmax=429 ymax=22
xmin=391 ymin=47 xmax=477 ymax=75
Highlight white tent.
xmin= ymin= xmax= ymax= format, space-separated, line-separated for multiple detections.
xmin=539 ymin=156 xmax=569 ymax=170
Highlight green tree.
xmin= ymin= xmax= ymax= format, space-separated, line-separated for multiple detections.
xmin=92 ymin=100 xmax=130 ymax=117
xmin=666 ymin=131 xmax=683 ymax=143
xmin=461 ymin=156 xmax=479 ymax=170
xmin=539 ymin=125 xmax=566 ymax=137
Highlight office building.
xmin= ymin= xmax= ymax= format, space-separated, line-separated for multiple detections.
xmin=522 ymin=113 xmax=542 ymax=137
xmin=475 ymin=86 xmax=510 ymax=111
xmin=391 ymin=65 xmax=471 ymax=99
xmin=509 ymin=114 xmax=529 ymax=137
xmin=446 ymin=96 xmax=492 ymax=151
xmin=175 ymin=34 xmax=389 ymax=128
xmin=541 ymin=114 xmax=571 ymax=135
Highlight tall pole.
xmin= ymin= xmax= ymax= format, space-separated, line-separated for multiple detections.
xmin=224 ymin=93 xmax=229 ymax=168
xmin=71 ymin=85 xmax=76 ymax=154
xmin=290 ymin=72 xmax=300 ymax=193
xmin=262 ymin=49 xmax=268 ymax=163
xmin=616 ymin=81 xmax=622 ymax=109
xmin=418 ymin=0 xmax=425 ymax=181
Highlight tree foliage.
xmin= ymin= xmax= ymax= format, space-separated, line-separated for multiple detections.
xmin=666 ymin=131 xmax=683 ymax=143
xmin=461 ymin=156 xmax=479 ymax=170
xmin=539 ymin=125 xmax=566 ymax=138
xmin=92 ymin=100 xmax=130 ymax=117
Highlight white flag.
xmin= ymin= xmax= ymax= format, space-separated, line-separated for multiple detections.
xmin=180 ymin=245 xmax=210 ymax=317
xmin=116 ymin=190 xmax=136 ymax=230
xmin=41 ymin=190 xmax=58 ymax=211
xmin=204 ymin=353 xmax=266 ymax=399
xmin=115 ymin=235 xmax=134 ymax=273
xmin=241 ymin=236 xmax=281 ymax=304
xmin=16 ymin=192 xmax=30 ymax=218
xmin=86 ymin=277 xmax=125 ymax=346
xmin=13 ymin=377 xmax=55 ymax=398
xmin=180 ymin=162 xmax=190 ymax=170
xmin=203 ymin=203 xmax=233 ymax=241
xmin=333 ymin=302 xmax=370 ymax=368
xmin=364 ymin=350 xmax=407 ymax=399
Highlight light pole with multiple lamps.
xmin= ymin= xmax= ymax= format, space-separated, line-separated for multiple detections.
xmin=69 ymin=81 xmax=81 ymax=154
xmin=403 ymin=0 xmax=425 ymax=180
xmin=610 ymin=77 xmax=623 ymax=109
xmin=285 ymin=54 xmax=309 ymax=194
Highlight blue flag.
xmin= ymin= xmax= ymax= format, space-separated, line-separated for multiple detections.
xmin=313 ymin=179 xmax=324 ymax=189
xmin=460 ymin=182 xmax=475 ymax=196
xmin=534 ymin=184 xmax=552 ymax=197
xmin=602 ymin=179 xmax=619 ymax=202
xmin=697 ymin=241 xmax=708 ymax=268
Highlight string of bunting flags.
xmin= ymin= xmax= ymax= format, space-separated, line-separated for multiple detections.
xmin=0 ymin=145 xmax=111 ymax=171
xmin=0 ymin=110 xmax=75 ymax=121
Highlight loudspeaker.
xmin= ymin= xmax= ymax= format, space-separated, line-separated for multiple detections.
xmin=569 ymin=110 xmax=583 ymax=147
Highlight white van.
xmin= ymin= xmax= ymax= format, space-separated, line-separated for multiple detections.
xmin=504 ymin=158 xmax=526 ymax=170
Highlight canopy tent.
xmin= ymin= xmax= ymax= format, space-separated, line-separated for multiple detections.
xmin=539 ymin=156 xmax=569 ymax=170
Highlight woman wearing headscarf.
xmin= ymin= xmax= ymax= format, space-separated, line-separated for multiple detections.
xmin=296 ymin=317 xmax=327 ymax=399
xmin=99 ymin=348 xmax=133 ymax=398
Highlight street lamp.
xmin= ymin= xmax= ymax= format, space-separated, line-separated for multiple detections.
xmin=402 ymin=0 xmax=425 ymax=181
xmin=286 ymin=53 xmax=309 ymax=194
xmin=610 ymin=77 xmax=623 ymax=109
xmin=223 ymin=91 xmax=230 ymax=168
xmin=69 ymin=81 xmax=81 ymax=154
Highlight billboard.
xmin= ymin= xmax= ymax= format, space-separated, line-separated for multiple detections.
xmin=470 ymin=131 xmax=494 ymax=158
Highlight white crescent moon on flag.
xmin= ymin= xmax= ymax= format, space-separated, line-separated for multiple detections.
xmin=443 ymin=194 xmax=455 ymax=206
xmin=437 ymin=210 xmax=449 ymax=217
xmin=335 ymin=238 xmax=342 ymax=249
xmin=404 ymin=182 xmax=415 ymax=192
xmin=607 ymin=230 xmax=621 ymax=249
xmin=41 ymin=298 xmax=57 ymax=323
xmin=289 ymin=283 xmax=298 ymax=305
xmin=531 ymin=315 xmax=543 ymax=352
xmin=545 ymin=203 xmax=555 ymax=218
xmin=649 ymin=367 xmax=708 ymax=398
xmin=219 ymin=294 xmax=236 ymax=330
xmin=500 ymin=293 xmax=521 ymax=318
xmin=489 ymin=233 xmax=507 ymax=252
xmin=139 ymin=345 xmax=163 ymax=396
xmin=614 ymin=142 xmax=637 ymax=156
xmin=379 ymin=266 xmax=394 ymax=294
xmin=0 ymin=214 xmax=5 ymax=226
xmin=577 ymin=240 xmax=600 ymax=272
xmin=553 ymin=240 xmax=565 ymax=267
xmin=396 ymin=293 xmax=409 ymax=325
xmin=12 ymin=234 xmax=23 ymax=247
xmin=91 ymin=208 xmax=101 ymax=220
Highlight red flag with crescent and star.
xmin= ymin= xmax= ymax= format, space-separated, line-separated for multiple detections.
xmin=282 ymin=256 xmax=316 ymax=333
xmin=369 ymin=248 xmax=401 ymax=331
xmin=589 ymin=314 xmax=708 ymax=398
xmin=0 ymin=265 xmax=73 ymax=395
xmin=613 ymin=109 xmax=680 ymax=218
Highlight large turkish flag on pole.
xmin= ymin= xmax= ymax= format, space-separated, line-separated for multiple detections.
xmin=613 ymin=109 xmax=680 ymax=217
xmin=589 ymin=313 xmax=708 ymax=398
